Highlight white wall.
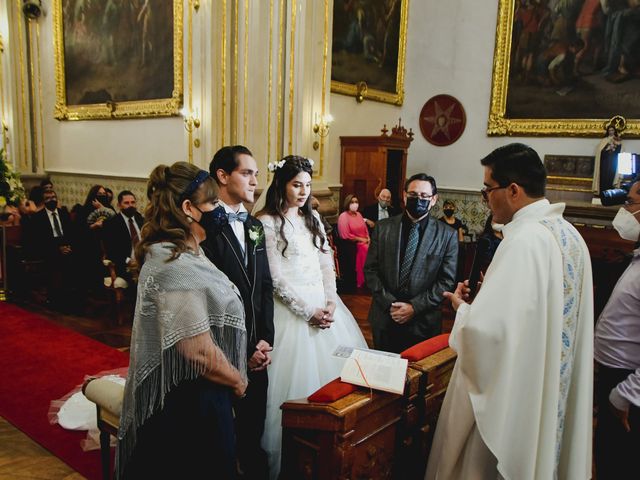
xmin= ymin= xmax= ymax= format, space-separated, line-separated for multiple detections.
xmin=327 ymin=0 xmax=640 ymax=192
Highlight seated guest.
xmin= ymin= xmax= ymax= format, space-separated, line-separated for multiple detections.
xmin=363 ymin=188 xmax=399 ymax=231
xmin=21 ymin=185 xmax=45 ymax=217
xmin=310 ymin=195 xmax=333 ymax=235
xmin=102 ymin=190 xmax=143 ymax=285
xmin=105 ymin=187 xmax=115 ymax=209
xmin=117 ymin=162 xmax=248 ymax=479
xmin=40 ymin=177 xmax=53 ymax=192
xmin=479 ymin=214 xmax=503 ymax=257
xmin=438 ymin=200 xmax=466 ymax=242
xmin=75 ymin=185 xmax=112 ymax=291
xmin=22 ymin=189 xmax=78 ymax=308
xmin=594 ymin=177 xmax=640 ymax=479
xmin=338 ymin=194 xmax=370 ymax=289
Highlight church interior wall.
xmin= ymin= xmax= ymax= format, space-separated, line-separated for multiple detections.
xmin=328 ymin=0 xmax=640 ymax=199
xmin=1 ymin=0 xmax=639 ymax=222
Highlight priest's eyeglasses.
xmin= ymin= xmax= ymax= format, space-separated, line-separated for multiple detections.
xmin=481 ymin=185 xmax=507 ymax=201
xmin=406 ymin=192 xmax=434 ymax=200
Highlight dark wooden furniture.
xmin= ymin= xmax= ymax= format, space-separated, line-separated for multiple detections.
xmin=280 ymin=347 xmax=457 ymax=480
xmin=83 ymin=377 xmax=124 ymax=480
xmin=340 ymin=121 xmax=413 ymax=209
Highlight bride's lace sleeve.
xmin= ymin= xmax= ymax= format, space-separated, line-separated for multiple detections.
xmin=315 ymin=212 xmax=338 ymax=305
xmin=260 ymin=215 xmax=315 ymax=320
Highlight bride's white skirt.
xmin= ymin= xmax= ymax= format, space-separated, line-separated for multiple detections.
xmin=261 ymin=284 xmax=367 ymax=479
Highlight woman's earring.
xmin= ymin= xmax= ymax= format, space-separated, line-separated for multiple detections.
xmin=186 ymin=216 xmax=193 ymax=223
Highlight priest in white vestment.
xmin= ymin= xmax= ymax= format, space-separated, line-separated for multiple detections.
xmin=426 ymin=144 xmax=594 ymax=480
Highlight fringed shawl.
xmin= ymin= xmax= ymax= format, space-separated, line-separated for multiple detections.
xmin=116 ymin=243 xmax=247 ymax=478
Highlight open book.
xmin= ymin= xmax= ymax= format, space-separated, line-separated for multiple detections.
xmin=339 ymin=348 xmax=408 ymax=395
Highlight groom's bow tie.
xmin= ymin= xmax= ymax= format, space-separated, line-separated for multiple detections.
xmin=227 ymin=211 xmax=248 ymax=223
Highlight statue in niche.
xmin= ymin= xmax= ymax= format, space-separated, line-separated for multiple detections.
xmin=592 ymin=118 xmax=624 ymax=195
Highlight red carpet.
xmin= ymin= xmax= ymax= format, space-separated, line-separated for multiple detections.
xmin=0 ymin=303 xmax=129 ymax=479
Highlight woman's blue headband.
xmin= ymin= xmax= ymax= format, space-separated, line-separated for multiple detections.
xmin=180 ymin=170 xmax=210 ymax=201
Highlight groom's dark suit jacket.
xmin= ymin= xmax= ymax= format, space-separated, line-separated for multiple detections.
xmin=201 ymin=214 xmax=274 ymax=478
xmin=201 ymin=215 xmax=275 ymax=351
xmin=364 ymin=213 xmax=458 ymax=352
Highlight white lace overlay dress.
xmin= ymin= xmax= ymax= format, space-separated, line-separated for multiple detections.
xmin=259 ymin=213 xmax=367 ymax=479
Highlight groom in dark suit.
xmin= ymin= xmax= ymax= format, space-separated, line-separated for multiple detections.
xmin=364 ymin=173 xmax=458 ymax=353
xmin=201 ymin=145 xmax=274 ymax=480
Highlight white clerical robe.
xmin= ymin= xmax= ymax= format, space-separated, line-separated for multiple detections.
xmin=426 ymin=200 xmax=594 ymax=480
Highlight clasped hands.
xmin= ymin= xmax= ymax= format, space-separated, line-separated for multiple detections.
xmin=248 ymin=339 xmax=272 ymax=372
xmin=309 ymin=301 xmax=336 ymax=329
xmin=390 ymin=302 xmax=414 ymax=324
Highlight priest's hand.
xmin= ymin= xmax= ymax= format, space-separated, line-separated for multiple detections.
xmin=390 ymin=302 xmax=415 ymax=324
xmin=443 ymin=281 xmax=471 ymax=311
xmin=609 ymin=401 xmax=631 ymax=432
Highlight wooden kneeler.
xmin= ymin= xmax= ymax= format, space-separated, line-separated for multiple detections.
xmin=83 ymin=378 xmax=124 ymax=480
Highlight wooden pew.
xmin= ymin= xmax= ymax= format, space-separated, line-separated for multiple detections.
xmin=280 ymin=347 xmax=457 ymax=480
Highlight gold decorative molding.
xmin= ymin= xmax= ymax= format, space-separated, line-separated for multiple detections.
xmin=287 ymin=0 xmax=296 ymax=154
xmin=221 ymin=0 xmax=227 ymax=146
xmin=330 ymin=0 xmax=408 ymax=106
xmin=276 ymin=0 xmax=284 ymax=161
xmin=27 ymin=20 xmax=38 ymax=169
xmin=267 ymin=0 xmax=274 ymax=168
xmin=243 ymin=0 xmax=249 ymax=143
xmin=488 ymin=0 xmax=640 ymax=137
xmin=15 ymin=0 xmax=28 ymax=168
xmin=319 ymin=0 xmax=329 ymax=177
xmin=187 ymin=0 xmax=194 ymax=163
xmin=35 ymin=22 xmax=45 ymax=169
xmin=52 ymin=0 xmax=183 ymax=120
xmin=232 ymin=0 xmax=239 ymax=142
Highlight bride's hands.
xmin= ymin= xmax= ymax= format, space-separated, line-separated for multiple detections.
xmin=309 ymin=308 xmax=334 ymax=329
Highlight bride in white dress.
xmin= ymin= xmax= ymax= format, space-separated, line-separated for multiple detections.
xmin=255 ymin=156 xmax=368 ymax=479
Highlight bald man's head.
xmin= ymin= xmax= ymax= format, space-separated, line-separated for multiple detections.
xmin=378 ymin=189 xmax=392 ymax=207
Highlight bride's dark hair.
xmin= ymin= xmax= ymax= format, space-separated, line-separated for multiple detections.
xmin=256 ymin=155 xmax=325 ymax=256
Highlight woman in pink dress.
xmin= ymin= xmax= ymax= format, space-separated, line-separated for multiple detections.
xmin=337 ymin=194 xmax=370 ymax=288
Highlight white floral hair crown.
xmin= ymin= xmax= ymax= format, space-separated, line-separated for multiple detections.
xmin=267 ymin=157 xmax=314 ymax=172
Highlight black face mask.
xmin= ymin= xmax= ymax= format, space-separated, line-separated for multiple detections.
xmin=443 ymin=208 xmax=455 ymax=217
xmin=96 ymin=195 xmax=109 ymax=205
xmin=406 ymin=197 xmax=430 ymax=219
xmin=193 ymin=205 xmax=228 ymax=232
xmin=122 ymin=207 xmax=137 ymax=218
xmin=45 ymin=200 xmax=58 ymax=211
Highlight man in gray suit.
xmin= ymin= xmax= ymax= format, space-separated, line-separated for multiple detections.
xmin=364 ymin=173 xmax=458 ymax=353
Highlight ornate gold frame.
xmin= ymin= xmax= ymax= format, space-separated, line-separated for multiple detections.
xmin=52 ymin=0 xmax=183 ymax=120
xmin=330 ymin=0 xmax=408 ymax=106
xmin=488 ymin=0 xmax=640 ymax=137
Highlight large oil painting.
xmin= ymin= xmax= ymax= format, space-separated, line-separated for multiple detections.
xmin=488 ymin=0 xmax=640 ymax=137
xmin=331 ymin=0 xmax=409 ymax=105
xmin=53 ymin=0 xmax=183 ymax=120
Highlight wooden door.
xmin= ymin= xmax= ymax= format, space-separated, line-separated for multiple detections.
xmin=341 ymin=146 xmax=387 ymax=208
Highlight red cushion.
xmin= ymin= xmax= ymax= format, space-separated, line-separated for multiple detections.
xmin=308 ymin=377 xmax=358 ymax=403
xmin=400 ymin=334 xmax=450 ymax=362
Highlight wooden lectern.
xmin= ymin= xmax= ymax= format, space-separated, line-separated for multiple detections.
xmin=340 ymin=121 xmax=413 ymax=209
xmin=280 ymin=347 xmax=457 ymax=480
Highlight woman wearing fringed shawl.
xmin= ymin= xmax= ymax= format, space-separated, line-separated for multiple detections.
xmin=116 ymin=162 xmax=248 ymax=479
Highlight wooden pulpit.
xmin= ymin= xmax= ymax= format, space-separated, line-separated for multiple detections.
xmin=280 ymin=347 xmax=457 ymax=480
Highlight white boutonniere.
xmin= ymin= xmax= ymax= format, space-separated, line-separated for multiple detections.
xmin=248 ymin=225 xmax=264 ymax=249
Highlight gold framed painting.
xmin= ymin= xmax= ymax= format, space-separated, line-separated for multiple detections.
xmin=53 ymin=0 xmax=183 ymax=120
xmin=488 ymin=0 xmax=640 ymax=137
xmin=331 ymin=0 xmax=409 ymax=106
